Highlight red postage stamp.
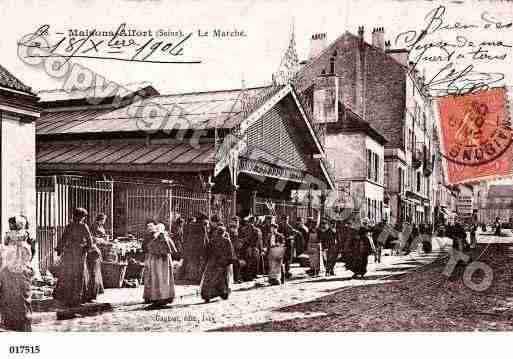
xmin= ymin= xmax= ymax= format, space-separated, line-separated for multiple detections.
xmin=437 ymin=87 xmax=513 ymax=185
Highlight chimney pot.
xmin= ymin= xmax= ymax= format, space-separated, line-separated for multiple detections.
xmin=309 ymin=32 xmax=328 ymax=60
xmin=372 ymin=26 xmax=385 ymax=50
xmin=357 ymin=26 xmax=364 ymax=39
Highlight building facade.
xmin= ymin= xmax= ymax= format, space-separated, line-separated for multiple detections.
xmin=481 ymin=185 xmax=513 ymax=224
xmin=0 ymin=65 xmax=39 ymax=243
xmin=294 ymin=27 xmax=435 ymax=225
xmin=456 ymin=185 xmax=474 ymax=222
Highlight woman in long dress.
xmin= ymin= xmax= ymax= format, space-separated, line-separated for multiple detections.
xmin=307 ymin=217 xmax=325 ymax=276
xmin=266 ymin=221 xmax=286 ymax=285
xmin=347 ymin=221 xmax=373 ymax=279
xmin=182 ymin=213 xmax=209 ymax=283
xmin=142 ymin=221 xmax=175 ymax=308
xmin=84 ymin=236 xmax=104 ymax=303
xmin=0 ymin=240 xmax=33 ymax=331
xmin=200 ymin=226 xmax=235 ymax=302
xmin=53 ymin=208 xmax=91 ymax=307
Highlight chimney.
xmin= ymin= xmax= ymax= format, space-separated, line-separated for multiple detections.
xmin=313 ymin=76 xmax=339 ymax=124
xmin=372 ymin=27 xmax=385 ymax=50
xmin=357 ymin=26 xmax=364 ymax=40
xmin=309 ymin=33 xmax=327 ymax=60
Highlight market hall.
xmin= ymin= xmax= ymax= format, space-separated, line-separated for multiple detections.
xmin=35 ymin=81 xmax=335 ymax=268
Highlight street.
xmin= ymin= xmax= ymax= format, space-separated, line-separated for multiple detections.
xmin=31 ymin=232 xmax=513 ymax=332
xmin=29 ymin=235 xmax=446 ymax=331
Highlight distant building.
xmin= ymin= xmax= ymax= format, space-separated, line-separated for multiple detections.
xmin=456 ymin=185 xmax=474 ymax=221
xmin=481 ymin=185 xmax=513 ymax=224
xmin=294 ymin=26 xmax=435 ymax=225
xmin=474 ymin=182 xmax=489 ymax=223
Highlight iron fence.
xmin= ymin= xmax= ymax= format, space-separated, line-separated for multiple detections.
xmin=36 ymin=175 xmax=113 ymax=274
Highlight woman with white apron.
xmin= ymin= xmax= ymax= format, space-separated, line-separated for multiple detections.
xmin=266 ymin=222 xmax=286 ymax=285
xmin=307 ymin=218 xmax=325 ymax=276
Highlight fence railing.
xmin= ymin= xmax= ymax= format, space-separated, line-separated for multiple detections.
xmin=36 ymin=175 xmax=114 ymax=274
xmin=122 ymin=181 xmax=234 ymax=238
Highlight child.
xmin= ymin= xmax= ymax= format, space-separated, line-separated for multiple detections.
xmin=0 ymin=241 xmax=33 ymax=331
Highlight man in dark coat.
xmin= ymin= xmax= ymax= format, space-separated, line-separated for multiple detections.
xmin=320 ymin=219 xmax=339 ymax=276
xmin=295 ymin=217 xmax=309 ymax=256
xmin=372 ymin=220 xmax=386 ymax=263
xmin=450 ymin=219 xmax=468 ymax=252
xmin=228 ymin=217 xmax=244 ymax=283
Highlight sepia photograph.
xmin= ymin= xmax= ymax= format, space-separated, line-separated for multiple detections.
xmin=0 ymin=0 xmax=513 ymax=354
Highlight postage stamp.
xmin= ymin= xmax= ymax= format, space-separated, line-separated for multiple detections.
xmin=437 ymin=87 xmax=513 ymax=185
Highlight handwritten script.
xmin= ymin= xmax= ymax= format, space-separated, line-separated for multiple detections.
xmin=395 ymin=6 xmax=511 ymax=97
xmin=18 ymin=23 xmax=201 ymax=66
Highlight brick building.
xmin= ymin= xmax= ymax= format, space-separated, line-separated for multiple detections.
xmin=294 ymin=27 xmax=435 ymax=225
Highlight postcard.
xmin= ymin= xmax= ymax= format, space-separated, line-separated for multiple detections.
xmin=1 ymin=0 xmax=513 ymax=357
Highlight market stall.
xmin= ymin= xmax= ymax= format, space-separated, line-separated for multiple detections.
xmin=97 ymin=236 xmax=144 ymax=288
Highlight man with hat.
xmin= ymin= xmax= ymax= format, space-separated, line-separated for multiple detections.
xmin=239 ymin=215 xmax=263 ymax=281
xmin=228 ymin=216 xmax=244 ymax=283
xmin=320 ymin=218 xmax=339 ymax=276
xmin=295 ymin=217 xmax=308 ymax=256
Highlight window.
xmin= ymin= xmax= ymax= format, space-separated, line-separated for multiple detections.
xmin=367 ymin=149 xmax=372 ymax=179
xmin=398 ymin=167 xmax=403 ymax=193
xmin=416 ymin=171 xmax=421 ymax=193
xmin=374 ymin=153 xmax=379 ymax=183
xmin=367 ymin=198 xmax=371 ymax=219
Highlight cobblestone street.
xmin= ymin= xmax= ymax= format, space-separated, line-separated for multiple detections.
xmin=33 ymin=237 xmax=454 ymax=332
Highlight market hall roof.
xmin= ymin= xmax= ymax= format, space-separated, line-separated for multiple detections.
xmin=37 ymin=83 xmax=335 ymax=189
xmin=37 ymin=82 xmax=159 ymax=105
xmin=0 ymin=64 xmax=35 ymax=95
xmin=36 ymin=86 xmax=267 ymax=135
xmin=37 ymin=141 xmax=215 ymax=172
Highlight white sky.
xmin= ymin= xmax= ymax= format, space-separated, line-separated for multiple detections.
xmin=2 ymin=0 xmax=512 ymax=184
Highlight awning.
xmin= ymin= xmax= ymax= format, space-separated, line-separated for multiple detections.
xmin=37 ymin=142 xmax=215 ymax=172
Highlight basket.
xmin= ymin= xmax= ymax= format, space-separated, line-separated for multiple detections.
xmin=101 ymin=262 xmax=127 ymax=288
xmin=99 ymin=243 xmax=118 ymax=262
xmin=124 ymin=262 xmax=145 ymax=281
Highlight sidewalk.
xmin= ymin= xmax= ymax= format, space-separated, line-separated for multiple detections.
xmin=31 ymin=236 xmax=452 ymax=325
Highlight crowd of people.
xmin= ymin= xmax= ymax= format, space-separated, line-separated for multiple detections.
xmin=172 ymin=213 xmax=395 ymax=289
xmin=3 ymin=205 xmax=495 ymax=332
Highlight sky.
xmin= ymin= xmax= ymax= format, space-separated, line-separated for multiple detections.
xmin=2 ymin=0 xmax=512 ymax=183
